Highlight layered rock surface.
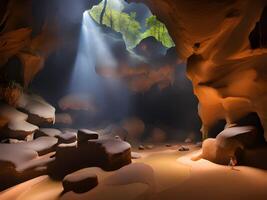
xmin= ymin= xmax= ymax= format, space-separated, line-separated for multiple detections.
xmin=128 ymin=0 xmax=267 ymax=141
xmin=49 ymin=138 xmax=132 ymax=179
xmin=201 ymin=126 xmax=267 ymax=167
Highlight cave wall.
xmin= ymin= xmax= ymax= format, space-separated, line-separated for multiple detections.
xmin=0 ymin=0 xmax=101 ymax=86
xmin=129 ymin=0 xmax=267 ymax=139
xmin=2 ymin=0 xmax=267 ymax=140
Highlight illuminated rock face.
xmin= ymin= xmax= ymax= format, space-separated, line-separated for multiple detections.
xmin=130 ymin=0 xmax=267 ymax=140
xmin=2 ymin=0 xmax=267 ymax=141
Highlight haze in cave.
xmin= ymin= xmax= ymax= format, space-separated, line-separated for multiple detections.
xmin=1 ymin=0 xmax=267 ymax=200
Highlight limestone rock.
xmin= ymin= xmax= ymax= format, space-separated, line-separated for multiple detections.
xmin=86 ymin=139 xmax=132 ymax=171
xmin=63 ymin=170 xmax=98 ymax=193
xmin=178 ymin=146 xmax=190 ymax=152
xmin=146 ymin=145 xmax=154 ymax=149
xmin=2 ymin=120 xmax=38 ymax=140
xmin=0 ymin=103 xmax=28 ymax=122
xmin=201 ymin=126 xmax=260 ymax=165
xmin=16 ymin=136 xmax=58 ymax=156
xmin=138 ymin=145 xmax=145 ymax=150
xmin=131 ymin=152 xmax=141 ymax=159
xmin=18 ymin=93 xmax=55 ymax=126
xmin=48 ymin=139 xmax=131 ymax=179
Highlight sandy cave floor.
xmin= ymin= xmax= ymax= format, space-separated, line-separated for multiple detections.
xmin=1 ymin=144 xmax=267 ymax=200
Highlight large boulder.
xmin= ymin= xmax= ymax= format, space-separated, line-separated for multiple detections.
xmin=48 ymin=139 xmax=131 ymax=179
xmin=201 ymin=126 xmax=261 ymax=164
xmin=86 ymin=139 xmax=132 ymax=171
xmin=0 ymin=141 xmax=54 ymax=190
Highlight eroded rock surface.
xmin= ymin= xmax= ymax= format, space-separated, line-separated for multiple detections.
xmin=201 ymin=126 xmax=262 ymax=164
xmin=48 ymin=138 xmax=131 ymax=179
xmin=63 ymin=170 xmax=98 ymax=193
xmin=18 ymin=93 xmax=55 ymax=126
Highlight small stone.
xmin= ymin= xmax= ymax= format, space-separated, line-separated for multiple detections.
xmin=63 ymin=170 xmax=98 ymax=193
xmin=178 ymin=146 xmax=190 ymax=151
xmin=185 ymin=138 xmax=193 ymax=143
xmin=131 ymin=152 xmax=141 ymax=159
xmin=165 ymin=144 xmax=172 ymax=147
xmin=146 ymin=145 xmax=154 ymax=149
xmin=138 ymin=145 xmax=145 ymax=150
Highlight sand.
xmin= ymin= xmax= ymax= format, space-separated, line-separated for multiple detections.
xmin=1 ymin=144 xmax=267 ymax=200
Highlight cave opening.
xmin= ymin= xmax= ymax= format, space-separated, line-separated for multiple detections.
xmin=28 ymin=0 xmax=201 ymax=142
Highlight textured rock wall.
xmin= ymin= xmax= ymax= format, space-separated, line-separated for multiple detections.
xmin=129 ymin=0 xmax=267 ymax=140
xmin=2 ymin=0 xmax=267 ymax=140
xmin=0 ymin=0 xmax=100 ymax=86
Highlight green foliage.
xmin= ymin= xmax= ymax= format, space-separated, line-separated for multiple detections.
xmin=141 ymin=16 xmax=175 ymax=48
xmin=89 ymin=0 xmax=175 ymax=49
xmin=89 ymin=1 xmax=141 ymax=48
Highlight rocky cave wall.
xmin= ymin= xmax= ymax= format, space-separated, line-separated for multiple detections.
xmin=2 ymin=0 xmax=267 ymax=140
xmin=129 ymin=0 xmax=267 ymax=140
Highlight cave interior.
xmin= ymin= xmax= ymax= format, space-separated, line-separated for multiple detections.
xmin=1 ymin=0 xmax=267 ymax=199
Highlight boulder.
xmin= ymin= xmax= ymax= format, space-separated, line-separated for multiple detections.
xmin=178 ymin=146 xmax=190 ymax=152
xmin=18 ymin=93 xmax=55 ymax=126
xmin=48 ymin=139 xmax=131 ymax=179
xmin=86 ymin=139 xmax=132 ymax=171
xmin=63 ymin=170 xmax=98 ymax=193
xmin=77 ymin=129 xmax=99 ymax=144
xmin=16 ymin=136 xmax=58 ymax=156
xmin=1 ymin=120 xmax=38 ymax=140
xmin=0 ymin=103 xmax=28 ymax=122
xmin=146 ymin=145 xmax=154 ymax=149
xmin=138 ymin=145 xmax=145 ymax=150
xmin=201 ymin=126 xmax=261 ymax=165
xmin=131 ymin=152 xmax=141 ymax=159
xmin=0 ymin=142 xmax=50 ymax=190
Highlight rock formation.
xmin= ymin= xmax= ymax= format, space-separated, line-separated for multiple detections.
xmin=1 ymin=0 xmax=267 ymax=170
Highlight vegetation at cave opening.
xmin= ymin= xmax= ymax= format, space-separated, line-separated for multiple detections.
xmin=89 ymin=0 xmax=175 ymax=49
